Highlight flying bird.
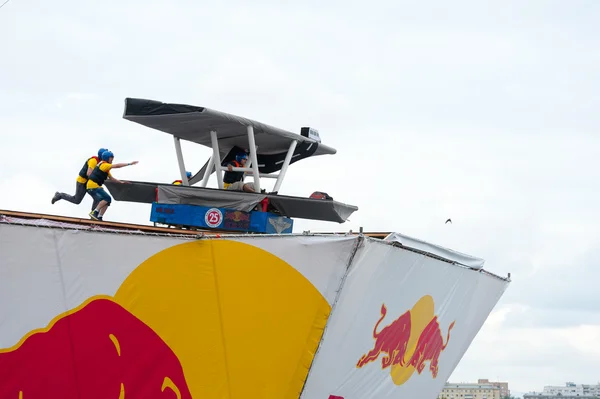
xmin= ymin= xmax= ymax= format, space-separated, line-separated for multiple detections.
xmin=445 ymin=218 xmax=452 ymax=224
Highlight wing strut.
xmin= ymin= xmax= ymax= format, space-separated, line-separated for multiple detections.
xmin=173 ymin=136 xmax=189 ymax=185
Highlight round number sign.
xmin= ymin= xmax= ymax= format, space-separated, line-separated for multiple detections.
xmin=204 ymin=208 xmax=223 ymax=228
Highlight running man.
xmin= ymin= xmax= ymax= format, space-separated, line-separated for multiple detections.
xmin=51 ymin=148 xmax=108 ymax=210
xmin=86 ymin=151 xmax=138 ymax=221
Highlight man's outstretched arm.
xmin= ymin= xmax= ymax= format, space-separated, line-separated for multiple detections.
xmin=111 ymin=161 xmax=139 ymax=169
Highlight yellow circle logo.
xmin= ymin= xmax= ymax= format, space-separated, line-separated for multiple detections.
xmin=114 ymin=240 xmax=331 ymax=398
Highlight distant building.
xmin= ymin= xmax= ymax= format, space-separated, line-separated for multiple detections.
xmin=524 ymin=382 xmax=600 ymax=398
xmin=438 ymin=382 xmax=501 ymax=399
xmin=479 ymin=379 xmax=510 ymax=397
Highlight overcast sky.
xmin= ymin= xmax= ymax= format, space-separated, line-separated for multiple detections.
xmin=1 ymin=0 xmax=599 ymax=396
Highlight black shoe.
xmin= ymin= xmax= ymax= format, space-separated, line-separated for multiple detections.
xmin=51 ymin=192 xmax=61 ymax=204
xmin=89 ymin=210 xmax=99 ymax=220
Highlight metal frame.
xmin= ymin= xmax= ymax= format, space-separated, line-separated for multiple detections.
xmin=173 ymin=124 xmax=300 ymax=193
xmin=273 ymin=139 xmax=297 ymax=192
xmin=173 ymin=137 xmax=189 ymax=186
xmin=200 ymin=155 xmax=213 ymax=187
xmin=210 ymin=131 xmax=224 ymax=189
xmin=247 ymin=126 xmax=261 ymax=192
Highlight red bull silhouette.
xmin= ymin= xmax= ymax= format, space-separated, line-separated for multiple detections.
xmin=356 ymin=295 xmax=455 ymax=385
xmin=405 ymin=316 xmax=455 ymax=378
xmin=0 ymin=297 xmax=192 ymax=399
xmin=356 ymin=304 xmax=412 ymax=369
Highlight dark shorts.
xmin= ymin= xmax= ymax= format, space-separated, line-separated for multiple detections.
xmin=86 ymin=187 xmax=112 ymax=204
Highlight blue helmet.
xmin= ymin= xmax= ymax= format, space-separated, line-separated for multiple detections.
xmin=101 ymin=151 xmax=114 ymax=161
xmin=186 ymin=171 xmax=192 ymax=178
xmin=235 ymin=152 xmax=248 ymax=163
xmin=98 ymin=148 xmax=108 ymax=158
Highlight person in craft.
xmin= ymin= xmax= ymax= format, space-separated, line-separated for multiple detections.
xmin=222 ymin=152 xmax=257 ymax=193
xmin=172 ymin=171 xmax=192 ymax=185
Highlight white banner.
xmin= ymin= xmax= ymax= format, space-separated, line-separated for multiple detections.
xmin=0 ymin=223 xmax=358 ymax=399
xmin=0 ymin=224 xmax=187 ymax=348
xmin=227 ymin=234 xmax=358 ymax=305
xmin=384 ymin=232 xmax=486 ymax=269
xmin=0 ymin=221 xmax=508 ymax=399
xmin=301 ymin=238 xmax=509 ymax=399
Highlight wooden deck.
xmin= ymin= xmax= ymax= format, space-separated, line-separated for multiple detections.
xmin=0 ymin=209 xmax=391 ymax=239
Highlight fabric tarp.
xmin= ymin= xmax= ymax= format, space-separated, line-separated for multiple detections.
xmin=157 ymin=186 xmax=266 ymax=213
xmin=105 ymin=181 xmax=160 ymax=203
xmin=266 ymin=195 xmax=358 ymax=224
xmin=104 ymin=180 xmax=358 ymax=223
xmin=384 ymin=232 xmax=485 ymax=269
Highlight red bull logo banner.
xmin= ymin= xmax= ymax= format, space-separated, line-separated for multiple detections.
xmin=355 ymin=295 xmax=456 ymax=386
xmin=0 ymin=222 xmax=362 ymax=399
xmin=0 ymin=220 xmax=509 ymax=399
xmin=299 ymin=239 xmax=509 ymax=399
xmin=0 ymin=297 xmax=193 ymax=398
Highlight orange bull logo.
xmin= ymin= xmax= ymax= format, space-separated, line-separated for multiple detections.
xmin=0 ymin=297 xmax=192 ymax=399
xmin=356 ymin=295 xmax=455 ymax=386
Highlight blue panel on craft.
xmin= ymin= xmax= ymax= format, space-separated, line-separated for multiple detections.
xmin=150 ymin=203 xmax=293 ymax=234
xmin=265 ymin=215 xmax=294 ymax=234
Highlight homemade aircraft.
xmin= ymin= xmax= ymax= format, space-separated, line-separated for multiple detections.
xmin=103 ymin=98 xmax=359 ymax=234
